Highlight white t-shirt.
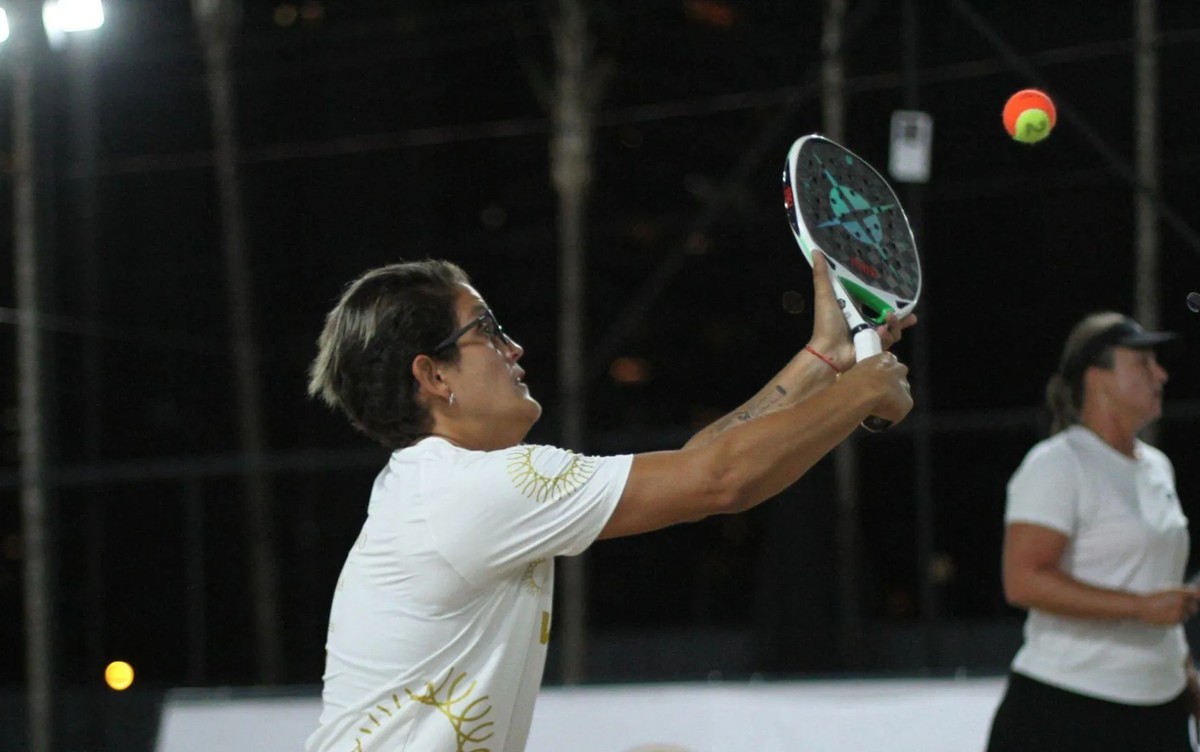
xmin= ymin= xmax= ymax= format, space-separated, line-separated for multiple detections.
xmin=305 ymin=437 xmax=632 ymax=752
xmin=1005 ymin=425 xmax=1189 ymax=704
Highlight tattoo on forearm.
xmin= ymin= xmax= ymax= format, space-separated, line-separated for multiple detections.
xmin=705 ymin=411 xmax=746 ymax=437
xmin=753 ymin=384 xmax=787 ymax=414
xmin=707 ymin=384 xmax=790 ymax=436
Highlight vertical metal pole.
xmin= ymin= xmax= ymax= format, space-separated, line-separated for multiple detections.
xmin=1133 ymin=0 xmax=1159 ymax=328
xmin=822 ymin=0 xmax=866 ymax=669
xmin=820 ymin=0 xmax=847 ymax=142
xmin=13 ymin=2 xmax=53 ymax=749
xmin=191 ymin=0 xmax=284 ymax=683
xmin=551 ymin=0 xmax=595 ymax=685
xmin=1133 ymin=0 xmax=1160 ymax=446
xmin=901 ymin=0 xmax=938 ymax=669
xmin=184 ymin=480 xmax=208 ymax=684
xmin=67 ymin=30 xmax=107 ymax=688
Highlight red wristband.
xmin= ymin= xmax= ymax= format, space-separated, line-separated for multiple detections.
xmin=804 ymin=344 xmax=841 ymax=374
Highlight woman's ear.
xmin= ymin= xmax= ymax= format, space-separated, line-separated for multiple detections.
xmin=1082 ymin=364 xmax=1110 ymax=402
xmin=411 ymin=354 xmax=450 ymax=401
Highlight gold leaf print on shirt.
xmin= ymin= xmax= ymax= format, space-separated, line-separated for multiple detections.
xmin=506 ymin=446 xmax=598 ymax=503
xmin=407 ymin=667 xmax=494 ymax=752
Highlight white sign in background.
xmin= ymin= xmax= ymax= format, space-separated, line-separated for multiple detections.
xmin=154 ymin=677 xmax=1007 ymax=752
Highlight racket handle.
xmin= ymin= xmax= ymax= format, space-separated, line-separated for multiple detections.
xmin=852 ymin=328 xmax=893 ymax=432
xmin=852 ymin=326 xmax=882 ymax=359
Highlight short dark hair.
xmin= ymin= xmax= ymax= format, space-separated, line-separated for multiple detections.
xmin=308 ymin=259 xmax=469 ymax=448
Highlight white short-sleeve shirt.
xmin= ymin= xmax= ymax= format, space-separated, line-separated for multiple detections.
xmin=306 ymin=438 xmax=631 ymax=752
xmin=1005 ymin=425 xmax=1190 ymax=704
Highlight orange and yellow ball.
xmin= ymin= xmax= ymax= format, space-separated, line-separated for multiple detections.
xmin=1003 ymin=88 xmax=1056 ymax=144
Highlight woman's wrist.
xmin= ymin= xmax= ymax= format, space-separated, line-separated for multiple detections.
xmin=806 ymin=339 xmax=852 ymax=373
xmin=804 ymin=343 xmax=841 ymax=374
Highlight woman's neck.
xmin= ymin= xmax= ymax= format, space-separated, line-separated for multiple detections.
xmin=1078 ymin=414 xmax=1137 ymax=457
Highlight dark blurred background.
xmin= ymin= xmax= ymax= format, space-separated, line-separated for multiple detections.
xmin=3 ymin=0 xmax=1200 ymax=748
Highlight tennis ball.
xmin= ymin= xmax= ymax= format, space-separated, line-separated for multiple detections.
xmin=1002 ymin=88 xmax=1056 ymax=144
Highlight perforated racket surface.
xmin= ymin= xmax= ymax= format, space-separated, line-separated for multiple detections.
xmin=783 ymin=135 xmax=921 ymax=325
xmin=782 ymin=134 xmax=921 ymax=431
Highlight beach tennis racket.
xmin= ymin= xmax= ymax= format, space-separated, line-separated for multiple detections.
xmin=782 ymin=133 xmax=922 ymax=431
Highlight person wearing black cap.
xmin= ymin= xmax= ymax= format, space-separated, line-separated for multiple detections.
xmin=985 ymin=311 xmax=1198 ymax=751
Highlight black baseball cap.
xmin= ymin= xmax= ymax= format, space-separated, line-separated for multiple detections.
xmin=1060 ymin=315 xmax=1177 ymax=382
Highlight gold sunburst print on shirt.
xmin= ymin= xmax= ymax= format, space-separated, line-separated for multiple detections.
xmin=350 ymin=667 xmax=493 ymax=752
xmin=520 ymin=558 xmax=548 ymax=596
xmin=506 ymin=446 xmax=598 ymax=504
xmin=407 ymin=667 xmax=494 ymax=752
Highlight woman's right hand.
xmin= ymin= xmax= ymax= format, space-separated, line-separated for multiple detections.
xmin=1137 ymin=588 xmax=1200 ymax=625
xmin=838 ymin=350 xmax=913 ymax=425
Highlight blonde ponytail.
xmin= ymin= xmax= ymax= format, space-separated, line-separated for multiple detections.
xmin=1044 ymin=372 xmax=1078 ymax=435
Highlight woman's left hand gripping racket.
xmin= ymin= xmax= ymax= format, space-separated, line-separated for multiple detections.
xmin=782 ymin=133 xmax=922 ymax=432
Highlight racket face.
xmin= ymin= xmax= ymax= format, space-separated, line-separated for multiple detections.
xmin=783 ymin=134 xmax=921 ymax=322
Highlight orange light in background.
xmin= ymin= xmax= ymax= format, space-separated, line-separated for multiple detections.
xmin=682 ymin=0 xmax=738 ymax=28
xmin=629 ymin=220 xmax=660 ymax=246
xmin=300 ymin=0 xmax=325 ymax=23
xmin=2 ymin=534 xmax=20 ymax=561
xmin=609 ymin=357 xmax=652 ymax=385
xmin=274 ymin=4 xmax=298 ymax=26
xmin=104 ymin=661 xmax=134 ymax=691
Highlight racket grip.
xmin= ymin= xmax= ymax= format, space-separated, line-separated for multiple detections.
xmin=852 ymin=327 xmax=882 ymax=359
xmin=852 ymin=328 xmax=892 ymax=432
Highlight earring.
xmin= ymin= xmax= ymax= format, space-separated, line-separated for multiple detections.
xmin=448 ymin=393 xmax=456 ymax=406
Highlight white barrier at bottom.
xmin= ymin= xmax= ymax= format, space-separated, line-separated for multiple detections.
xmin=528 ymin=678 xmax=1005 ymax=752
xmin=155 ymin=677 xmax=1007 ymax=752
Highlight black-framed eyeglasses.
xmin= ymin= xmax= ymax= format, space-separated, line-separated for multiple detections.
xmin=432 ymin=309 xmax=511 ymax=353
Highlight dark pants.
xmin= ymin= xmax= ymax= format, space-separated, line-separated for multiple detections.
xmin=986 ymin=671 xmax=1193 ymax=752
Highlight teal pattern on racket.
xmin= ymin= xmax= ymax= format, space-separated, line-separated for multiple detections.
xmin=783 ymin=134 xmax=921 ymax=323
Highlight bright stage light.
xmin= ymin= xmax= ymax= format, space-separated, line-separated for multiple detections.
xmin=104 ymin=660 xmax=135 ymax=691
xmin=43 ymin=0 xmax=105 ymax=36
